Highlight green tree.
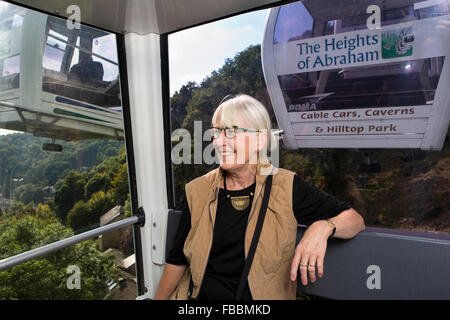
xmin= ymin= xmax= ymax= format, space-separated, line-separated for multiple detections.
xmin=14 ymin=184 xmax=44 ymax=205
xmin=54 ymin=170 xmax=86 ymax=223
xmin=84 ymin=172 xmax=111 ymax=199
xmin=87 ymin=190 xmax=115 ymax=224
xmin=66 ymin=200 xmax=91 ymax=231
xmin=66 ymin=191 xmax=115 ymax=231
xmin=0 ymin=133 xmax=123 ymax=192
xmin=171 ymin=81 xmax=198 ymax=129
xmin=0 ymin=204 xmax=121 ymax=299
xmin=111 ymin=163 xmax=130 ymax=205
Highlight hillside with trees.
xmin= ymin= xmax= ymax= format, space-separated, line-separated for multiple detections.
xmin=0 ymin=203 xmax=121 ymax=299
xmin=0 ymin=135 xmax=131 ymax=299
xmin=0 ymin=134 xmax=122 ymax=206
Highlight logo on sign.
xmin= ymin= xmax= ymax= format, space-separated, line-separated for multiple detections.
xmin=287 ymin=93 xmax=334 ymax=112
xmin=382 ymin=27 xmax=414 ymax=59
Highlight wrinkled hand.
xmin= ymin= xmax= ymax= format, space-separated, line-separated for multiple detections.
xmin=290 ymin=220 xmax=331 ymax=286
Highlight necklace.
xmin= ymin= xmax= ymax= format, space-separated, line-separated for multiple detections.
xmin=224 ymin=174 xmax=254 ymax=211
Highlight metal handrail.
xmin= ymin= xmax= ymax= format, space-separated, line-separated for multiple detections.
xmin=0 ymin=215 xmax=141 ymax=271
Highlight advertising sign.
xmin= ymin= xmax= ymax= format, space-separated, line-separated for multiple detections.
xmin=262 ymin=0 xmax=450 ymax=150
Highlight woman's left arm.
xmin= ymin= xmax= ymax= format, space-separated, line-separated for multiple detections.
xmin=290 ymin=208 xmax=365 ymax=285
xmin=323 ymin=208 xmax=365 ymax=239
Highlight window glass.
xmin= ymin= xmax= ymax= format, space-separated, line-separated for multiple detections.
xmin=274 ymin=1 xmax=313 ymax=43
xmin=278 ymin=56 xmax=444 ymax=110
xmin=0 ymin=3 xmax=24 ymax=32
xmin=0 ymin=225 xmax=137 ymax=299
xmin=0 ymin=1 xmax=135 ymax=299
xmin=169 ymin=0 xmax=450 ymax=236
xmin=276 ymin=0 xmax=450 ymax=42
xmin=2 ymin=54 xmax=19 ymax=76
xmin=0 ymin=4 xmax=23 ymax=92
xmin=43 ymin=31 xmax=67 ymax=72
xmin=416 ymin=1 xmax=450 ymax=18
xmin=92 ymin=34 xmax=119 ymax=82
xmin=42 ymin=16 xmax=121 ymax=109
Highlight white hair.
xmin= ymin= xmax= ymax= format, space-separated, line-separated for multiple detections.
xmin=212 ymin=94 xmax=278 ymax=156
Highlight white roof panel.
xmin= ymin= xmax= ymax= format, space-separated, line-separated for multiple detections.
xmin=8 ymin=0 xmax=283 ymax=34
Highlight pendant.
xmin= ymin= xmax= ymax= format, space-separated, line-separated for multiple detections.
xmin=227 ymin=192 xmax=253 ymax=211
xmin=230 ymin=195 xmax=250 ymax=211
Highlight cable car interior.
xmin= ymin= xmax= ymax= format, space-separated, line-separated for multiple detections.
xmin=0 ymin=0 xmax=449 ymax=300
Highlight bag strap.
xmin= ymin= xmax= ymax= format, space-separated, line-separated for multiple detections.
xmin=236 ymin=173 xmax=273 ymax=300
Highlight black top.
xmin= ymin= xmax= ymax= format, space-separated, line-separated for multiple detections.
xmin=166 ymin=174 xmax=350 ymax=300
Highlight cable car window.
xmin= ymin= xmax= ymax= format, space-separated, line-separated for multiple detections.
xmin=416 ymin=1 xmax=450 ymax=18
xmin=47 ymin=30 xmax=68 ymax=51
xmin=277 ymin=1 xmax=450 ymax=43
xmin=92 ymin=34 xmax=119 ymax=82
xmin=170 ymin=0 xmax=450 ymax=238
xmin=0 ymin=1 xmax=136 ymax=299
xmin=43 ymin=31 xmax=67 ymax=72
xmin=273 ymin=2 xmax=313 ymax=44
xmin=0 ymin=5 xmax=23 ymax=93
xmin=2 ymin=54 xmax=19 ymax=76
xmin=42 ymin=16 xmax=121 ymax=109
xmin=0 ymin=4 xmax=24 ymax=31
xmin=278 ymin=56 xmax=444 ymax=110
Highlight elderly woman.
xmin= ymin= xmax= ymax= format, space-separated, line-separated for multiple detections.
xmin=155 ymin=94 xmax=365 ymax=300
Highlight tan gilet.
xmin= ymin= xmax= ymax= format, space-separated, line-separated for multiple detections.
xmin=170 ymin=163 xmax=298 ymax=300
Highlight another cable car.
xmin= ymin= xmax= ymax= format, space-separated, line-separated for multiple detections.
xmin=0 ymin=6 xmax=123 ymax=148
xmin=262 ymin=0 xmax=450 ymax=150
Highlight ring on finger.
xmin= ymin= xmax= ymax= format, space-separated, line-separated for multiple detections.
xmin=300 ymin=263 xmax=308 ymax=268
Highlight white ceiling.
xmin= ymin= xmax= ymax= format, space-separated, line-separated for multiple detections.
xmin=8 ymin=0 xmax=285 ymax=34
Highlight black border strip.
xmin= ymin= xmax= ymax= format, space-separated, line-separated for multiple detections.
xmin=160 ymin=34 xmax=175 ymax=209
xmin=116 ymin=34 xmax=146 ymax=296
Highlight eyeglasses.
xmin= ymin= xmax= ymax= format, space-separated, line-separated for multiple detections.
xmin=210 ymin=126 xmax=259 ymax=140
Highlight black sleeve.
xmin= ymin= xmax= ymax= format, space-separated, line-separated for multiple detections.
xmin=292 ymin=174 xmax=350 ymax=226
xmin=165 ymin=192 xmax=190 ymax=265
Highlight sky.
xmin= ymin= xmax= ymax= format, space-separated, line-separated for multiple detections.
xmin=168 ymin=9 xmax=268 ymax=95
xmin=0 ymin=8 xmax=269 ymax=136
